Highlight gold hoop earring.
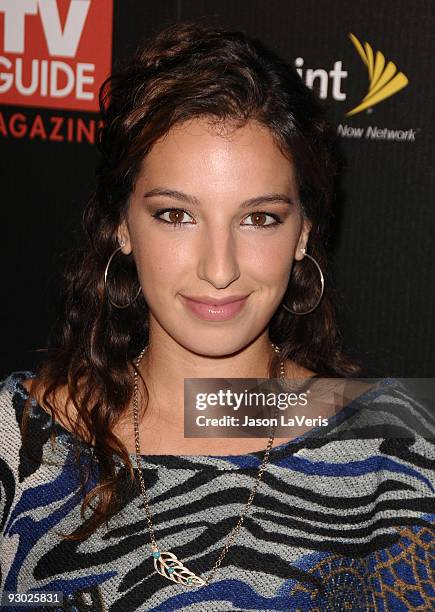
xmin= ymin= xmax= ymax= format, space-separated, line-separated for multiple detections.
xmin=281 ymin=248 xmax=325 ymax=315
xmin=103 ymin=246 xmax=142 ymax=309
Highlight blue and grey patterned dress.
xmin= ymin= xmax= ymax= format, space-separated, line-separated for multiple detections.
xmin=1 ymin=372 xmax=434 ymax=611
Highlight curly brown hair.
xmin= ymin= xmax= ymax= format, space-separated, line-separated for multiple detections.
xmin=22 ymin=20 xmax=363 ymax=541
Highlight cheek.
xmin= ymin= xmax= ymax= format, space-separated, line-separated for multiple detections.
xmin=241 ymin=234 xmax=296 ymax=282
xmin=132 ymin=233 xmax=189 ymax=290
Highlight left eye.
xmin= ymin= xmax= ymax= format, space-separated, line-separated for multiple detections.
xmin=242 ymin=212 xmax=279 ymax=227
xmin=156 ymin=209 xmax=194 ymax=224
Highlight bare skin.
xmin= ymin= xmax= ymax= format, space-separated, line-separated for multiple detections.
xmin=23 ymin=117 xmax=319 ymax=456
xmin=22 ymin=358 xmax=316 ymax=456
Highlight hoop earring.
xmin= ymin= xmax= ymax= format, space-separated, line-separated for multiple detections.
xmin=103 ymin=246 xmax=142 ymax=309
xmin=281 ymin=248 xmax=325 ymax=315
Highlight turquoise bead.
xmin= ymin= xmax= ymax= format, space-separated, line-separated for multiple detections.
xmin=152 ymin=551 xmax=160 ymax=558
xmin=168 ymin=567 xmax=175 ymax=573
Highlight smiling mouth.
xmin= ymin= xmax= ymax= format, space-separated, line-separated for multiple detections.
xmin=180 ymin=295 xmax=250 ymax=321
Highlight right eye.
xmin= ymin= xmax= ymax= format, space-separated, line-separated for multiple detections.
xmin=152 ymin=208 xmax=196 ymax=226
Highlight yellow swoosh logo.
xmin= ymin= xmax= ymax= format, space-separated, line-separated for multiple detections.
xmin=346 ymin=33 xmax=408 ymax=117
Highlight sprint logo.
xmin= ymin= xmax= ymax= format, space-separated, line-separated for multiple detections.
xmin=295 ymin=33 xmax=416 ymax=142
xmin=346 ymin=33 xmax=409 ymax=116
xmin=295 ymin=34 xmax=409 ymax=116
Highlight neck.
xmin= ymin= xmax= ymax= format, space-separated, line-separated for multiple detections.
xmin=136 ymin=321 xmax=279 ymax=423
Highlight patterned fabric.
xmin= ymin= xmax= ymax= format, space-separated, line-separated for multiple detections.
xmin=1 ymin=371 xmax=434 ymax=612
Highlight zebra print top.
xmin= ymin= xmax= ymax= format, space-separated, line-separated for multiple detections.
xmin=1 ymin=371 xmax=434 ymax=612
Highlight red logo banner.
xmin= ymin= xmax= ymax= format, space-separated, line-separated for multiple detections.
xmin=0 ymin=0 xmax=113 ymax=111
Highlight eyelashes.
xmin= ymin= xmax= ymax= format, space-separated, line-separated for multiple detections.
xmin=151 ymin=207 xmax=283 ymax=230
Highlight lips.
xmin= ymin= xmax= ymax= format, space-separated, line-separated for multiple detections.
xmin=180 ymin=294 xmax=249 ymax=321
xmin=182 ymin=294 xmax=250 ymax=306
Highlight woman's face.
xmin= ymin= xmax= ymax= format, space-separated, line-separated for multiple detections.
xmin=119 ymin=117 xmax=311 ymax=356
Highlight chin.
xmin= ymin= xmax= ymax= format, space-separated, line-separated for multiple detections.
xmin=176 ymin=336 xmax=251 ymax=358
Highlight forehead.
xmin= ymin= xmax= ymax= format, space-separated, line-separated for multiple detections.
xmin=138 ymin=117 xmax=298 ymax=196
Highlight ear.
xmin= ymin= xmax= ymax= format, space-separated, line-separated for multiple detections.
xmin=117 ymin=219 xmax=133 ymax=255
xmin=294 ymin=218 xmax=312 ymax=261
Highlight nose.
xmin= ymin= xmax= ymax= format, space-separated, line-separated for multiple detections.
xmin=196 ymin=225 xmax=241 ymax=289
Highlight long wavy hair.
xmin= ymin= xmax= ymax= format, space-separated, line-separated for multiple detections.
xmin=23 ymin=20 xmax=364 ymax=541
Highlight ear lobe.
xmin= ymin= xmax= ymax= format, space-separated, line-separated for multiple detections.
xmin=294 ymin=246 xmax=306 ymax=261
xmin=117 ymin=222 xmax=132 ymax=254
xmin=294 ymin=239 xmax=309 ymax=262
xmin=294 ymin=219 xmax=311 ymax=260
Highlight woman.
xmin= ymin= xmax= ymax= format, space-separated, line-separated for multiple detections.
xmin=1 ymin=21 xmax=434 ymax=611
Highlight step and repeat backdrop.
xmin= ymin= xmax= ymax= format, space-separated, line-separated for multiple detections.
xmin=1 ymin=0 xmax=434 ymax=377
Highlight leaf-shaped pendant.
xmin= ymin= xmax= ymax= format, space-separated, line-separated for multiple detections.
xmin=152 ymin=549 xmax=206 ymax=587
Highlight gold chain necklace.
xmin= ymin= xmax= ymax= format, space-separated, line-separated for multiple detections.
xmin=132 ymin=343 xmax=285 ymax=588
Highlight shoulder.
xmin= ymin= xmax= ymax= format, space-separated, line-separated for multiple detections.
xmin=300 ymin=377 xmax=435 ymax=466
xmin=326 ymin=377 xmax=435 ymax=479
xmin=342 ymin=377 xmax=435 ymax=437
xmin=0 ymin=370 xmax=37 ymax=469
xmin=0 ymin=369 xmax=36 ymax=422
xmin=293 ymin=378 xmax=435 ymax=502
xmin=11 ymin=374 xmax=79 ymax=435
xmin=0 ymin=370 xmax=73 ymax=461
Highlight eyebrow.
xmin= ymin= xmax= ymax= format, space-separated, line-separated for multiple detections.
xmin=143 ymin=188 xmax=297 ymax=208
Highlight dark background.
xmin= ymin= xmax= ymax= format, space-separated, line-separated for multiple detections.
xmin=1 ymin=0 xmax=434 ymax=378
